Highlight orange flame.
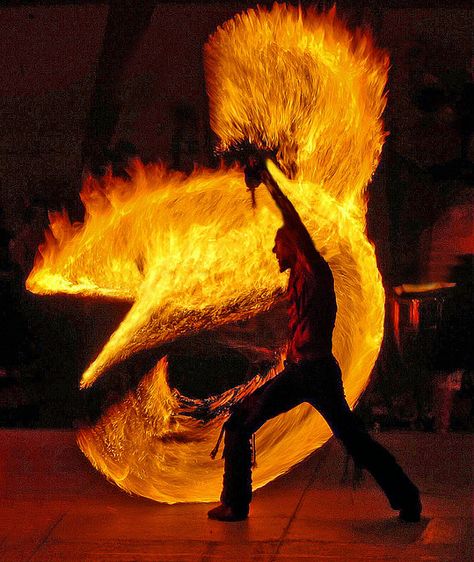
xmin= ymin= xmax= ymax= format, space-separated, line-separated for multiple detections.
xmin=27 ymin=5 xmax=387 ymax=503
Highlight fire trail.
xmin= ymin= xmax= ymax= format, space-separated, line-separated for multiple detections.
xmin=27 ymin=5 xmax=387 ymax=503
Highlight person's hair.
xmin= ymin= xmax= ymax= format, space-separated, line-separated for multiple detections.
xmin=275 ymin=226 xmax=295 ymax=249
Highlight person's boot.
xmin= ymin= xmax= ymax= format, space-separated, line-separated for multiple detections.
xmin=207 ymin=503 xmax=248 ymax=522
xmin=399 ymin=496 xmax=422 ymax=522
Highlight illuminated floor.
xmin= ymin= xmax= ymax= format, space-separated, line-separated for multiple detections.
xmin=0 ymin=429 xmax=471 ymax=561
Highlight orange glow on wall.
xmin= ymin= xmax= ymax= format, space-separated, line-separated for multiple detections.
xmin=409 ymin=300 xmax=420 ymax=330
xmin=393 ymin=299 xmax=400 ymax=346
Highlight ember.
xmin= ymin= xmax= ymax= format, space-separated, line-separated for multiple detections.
xmin=27 ymin=5 xmax=387 ymax=503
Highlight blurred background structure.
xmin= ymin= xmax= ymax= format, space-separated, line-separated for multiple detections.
xmin=0 ymin=0 xmax=472 ymax=432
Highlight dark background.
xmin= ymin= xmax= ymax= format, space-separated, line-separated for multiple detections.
xmin=0 ymin=1 xmax=472 ymax=430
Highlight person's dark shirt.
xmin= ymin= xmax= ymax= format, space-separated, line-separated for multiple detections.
xmin=286 ymin=242 xmax=336 ymax=362
xmin=263 ymin=169 xmax=337 ymax=362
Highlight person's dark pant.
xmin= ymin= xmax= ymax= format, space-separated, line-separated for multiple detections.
xmin=220 ymin=357 xmax=419 ymax=513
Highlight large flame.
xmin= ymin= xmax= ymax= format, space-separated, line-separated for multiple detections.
xmin=27 ymin=5 xmax=387 ymax=503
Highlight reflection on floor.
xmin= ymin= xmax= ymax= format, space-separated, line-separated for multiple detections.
xmin=0 ymin=430 xmax=471 ymax=561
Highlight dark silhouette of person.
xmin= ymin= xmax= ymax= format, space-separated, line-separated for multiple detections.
xmin=208 ymin=161 xmax=421 ymax=522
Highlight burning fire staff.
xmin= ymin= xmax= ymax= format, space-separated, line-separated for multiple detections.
xmin=208 ymin=161 xmax=422 ymax=522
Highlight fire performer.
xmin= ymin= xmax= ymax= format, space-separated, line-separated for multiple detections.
xmin=208 ymin=159 xmax=422 ymax=523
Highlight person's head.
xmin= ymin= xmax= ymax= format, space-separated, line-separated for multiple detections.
xmin=272 ymin=226 xmax=296 ymax=272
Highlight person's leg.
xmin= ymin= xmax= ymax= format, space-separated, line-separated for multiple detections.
xmin=209 ymin=363 xmax=305 ymax=520
xmin=309 ymin=358 xmax=421 ymax=521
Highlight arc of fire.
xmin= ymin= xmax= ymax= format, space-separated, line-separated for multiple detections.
xmin=27 ymin=5 xmax=387 ymax=503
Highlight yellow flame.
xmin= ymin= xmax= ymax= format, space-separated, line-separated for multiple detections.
xmin=27 ymin=4 xmax=387 ymax=503
xmin=205 ymin=5 xmax=388 ymax=207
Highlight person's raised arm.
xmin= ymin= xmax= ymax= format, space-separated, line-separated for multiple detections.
xmin=261 ymin=169 xmax=303 ymax=228
xmin=261 ymin=168 xmax=323 ymax=268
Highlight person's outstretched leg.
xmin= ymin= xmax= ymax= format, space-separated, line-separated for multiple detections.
xmin=208 ymin=363 xmax=305 ymax=521
xmin=310 ymin=358 xmax=422 ymax=522
xmin=340 ymin=425 xmax=421 ymax=521
xmin=207 ymin=416 xmax=253 ymax=521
